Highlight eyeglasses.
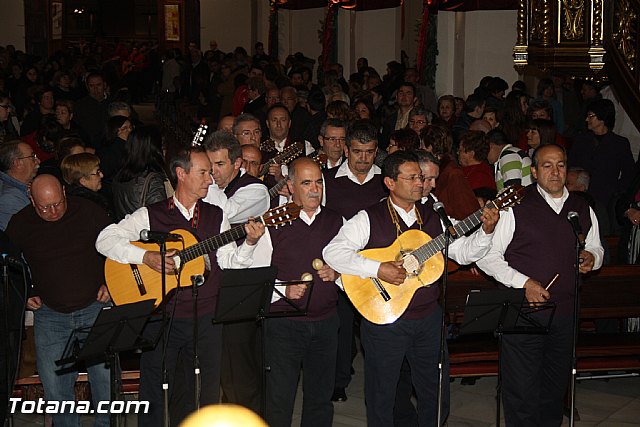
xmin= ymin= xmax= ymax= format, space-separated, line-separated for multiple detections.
xmin=397 ymin=174 xmax=425 ymax=183
xmin=18 ymin=153 xmax=38 ymax=161
xmin=409 ymin=120 xmax=427 ymax=126
xmin=323 ymin=136 xmax=346 ymax=143
xmin=237 ymin=129 xmax=262 ymax=137
xmin=35 ymin=198 xmax=65 ymax=213
xmin=586 ymin=113 xmax=597 ymax=119
xmin=0 ymin=104 xmax=10 ymax=110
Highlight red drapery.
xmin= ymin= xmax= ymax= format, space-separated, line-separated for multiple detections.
xmin=278 ymin=0 xmax=516 ymax=10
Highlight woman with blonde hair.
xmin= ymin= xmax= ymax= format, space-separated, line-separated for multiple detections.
xmin=60 ymin=152 xmax=113 ymax=216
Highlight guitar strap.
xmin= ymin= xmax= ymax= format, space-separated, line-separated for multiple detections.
xmin=386 ymin=197 xmax=423 ymax=239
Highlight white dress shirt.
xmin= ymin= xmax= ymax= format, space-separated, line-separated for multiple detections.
xmin=321 ymin=161 xmax=382 ymax=206
xmin=203 ymin=169 xmax=270 ymax=224
xmin=323 ymin=198 xmax=493 ymax=280
xmin=475 ymin=185 xmax=604 ymax=288
xmin=95 ymin=196 xmax=257 ymax=269
xmin=325 ymin=157 xmax=344 ymax=169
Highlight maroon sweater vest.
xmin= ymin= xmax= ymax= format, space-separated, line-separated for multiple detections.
xmin=506 ymin=186 xmax=592 ymax=314
xmin=269 ymin=208 xmax=344 ymax=321
xmin=148 ymin=199 xmax=224 ymax=318
xmin=323 ymin=167 xmax=387 ymax=220
xmin=224 ymin=171 xmax=266 ymax=199
xmin=364 ymin=196 xmax=444 ymax=319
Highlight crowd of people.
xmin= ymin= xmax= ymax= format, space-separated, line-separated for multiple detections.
xmin=0 ymin=37 xmax=635 ymax=426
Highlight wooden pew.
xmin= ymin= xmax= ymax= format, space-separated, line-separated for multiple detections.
xmin=446 ymin=265 xmax=640 ymax=378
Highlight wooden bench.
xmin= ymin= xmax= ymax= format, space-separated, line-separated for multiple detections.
xmin=445 ymin=265 xmax=640 ymax=378
xmin=12 ymin=370 xmax=141 ymax=402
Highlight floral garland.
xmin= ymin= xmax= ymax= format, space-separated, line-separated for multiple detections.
xmin=416 ymin=1 xmax=439 ymax=89
xmin=319 ymin=2 xmax=339 ymax=72
xmin=268 ymin=0 xmax=279 ymax=59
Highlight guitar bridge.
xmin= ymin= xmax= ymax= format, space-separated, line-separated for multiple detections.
xmin=129 ymin=264 xmax=147 ymax=296
xmin=371 ymin=278 xmax=391 ymax=301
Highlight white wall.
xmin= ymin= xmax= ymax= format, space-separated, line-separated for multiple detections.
xmin=200 ymin=0 xmax=252 ymax=53
xmin=463 ymin=10 xmax=519 ymax=95
xmin=0 ymin=0 xmax=25 ymax=51
xmin=279 ymin=8 xmax=324 ymax=62
xmin=351 ymin=8 xmax=401 ymax=77
xmin=435 ymin=10 xmax=519 ymax=99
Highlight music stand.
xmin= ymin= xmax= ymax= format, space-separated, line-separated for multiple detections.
xmin=57 ymin=300 xmax=156 ymax=427
xmin=214 ymin=267 xmax=313 ymax=417
xmin=460 ymin=288 xmax=555 ymax=427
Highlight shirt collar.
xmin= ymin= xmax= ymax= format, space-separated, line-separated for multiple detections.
xmin=536 ymin=184 xmax=569 ymax=214
xmin=299 ymin=205 xmax=322 ymax=225
xmin=389 ymin=198 xmax=417 ymax=227
xmin=173 ymin=196 xmax=197 ymax=220
xmin=335 ymin=161 xmax=381 ymax=184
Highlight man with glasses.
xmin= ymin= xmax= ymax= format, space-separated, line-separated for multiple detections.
xmin=324 ymin=151 xmax=499 ymax=426
xmin=5 ymin=174 xmax=112 ymax=427
xmin=0 ymin=140 xmax=40 ymax=230
xmin=318 ymin=119 xmax=346 ymax=169
xmin=233 ymin=113 xmax=263 ymax=148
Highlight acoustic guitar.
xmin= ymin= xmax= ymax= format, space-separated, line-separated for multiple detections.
xmin=341 ymin=185 xmax=525 ymax=325
xmin=259 ymin=141 xmax=304 ymax=177
xmin=105 ymin=202 xmax=302 ymax=307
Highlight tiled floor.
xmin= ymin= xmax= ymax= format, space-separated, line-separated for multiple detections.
xmin=9 ymin=351 xmax=639 ymax=426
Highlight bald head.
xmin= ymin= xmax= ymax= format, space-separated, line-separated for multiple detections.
xmin=31 ymin=175 xmax=67 ymax=221
xmin=217 ymin=116 xmax=235 ymax=133
xmin=469 ymin=119 xmax=492 ymax=134
xmin=288 ymin=157 xmax=321 ymax=182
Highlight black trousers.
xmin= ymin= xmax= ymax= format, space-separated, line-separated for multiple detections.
xmin=335 ymin=290 xmax=357 ymax=389
xmin=138 ymin=313 xmax=222 ymax=426
xmin=265 ymin=314 xmax=339 ymax=427
xmin=220 ymin=320 xmax=262 ymax=414
xmin=361 ymin=308 xmax=449 ymax=427
xmin=501 ymin=315 xmax=573 ymax=427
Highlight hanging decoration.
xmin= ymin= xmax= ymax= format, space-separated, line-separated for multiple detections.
xmin=320 ymin=1 xmax=340 ymax=72
xmin=268 ymin=0 xmax=280 ymax=59
xmin=416 ymin=0 xmax=439 ymax=89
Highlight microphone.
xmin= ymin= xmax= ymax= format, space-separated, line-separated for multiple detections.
xmin=567 ymin=211 xmax=586 ymax=247
xmin=433 ymin=202 xmax=457 ymax=237
xmin=1 ymin=253 xmax=25 ymax=268
xmin=139 ymin=229 xmax=182 ymax=242
xmin=191 ymin=275 xmax=205 ymax=287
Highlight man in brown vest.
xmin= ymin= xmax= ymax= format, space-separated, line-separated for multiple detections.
xmin=476 ymin=144 xmax=604 ymax=426
xmin=322 ymin=120 xmax=387 ymax=402
xmin=252 ymin=157 xmax=343 ymax=426
xmin=324 ymin=151 xmax=499 ymax=426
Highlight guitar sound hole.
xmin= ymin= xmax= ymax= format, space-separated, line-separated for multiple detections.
xmin=398 ymin=251 xmax=422 ymax=278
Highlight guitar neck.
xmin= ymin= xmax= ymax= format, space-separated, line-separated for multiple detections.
xmin=259 ymin=142 xmax=303 ymax=177
xmin=411 ymin=200 xmax=497 ymax=265
xmin=268 ymin=178 xmax=287 ymax=199
xmin=179 ymin=216 xmax=264 ymax=263
xmin=259 ymin=158 xmax=277 ymax=177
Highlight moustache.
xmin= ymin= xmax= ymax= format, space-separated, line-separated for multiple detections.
xmin=307 ymin=192 xmax=321 ymax=198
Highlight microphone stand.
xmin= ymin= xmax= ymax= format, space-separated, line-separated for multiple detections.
xmin=191 ymin=275 xmax=203 ymax=413
xmin=569 ymin=236 xmax=583 ymax=427
xmin=159 ymin=240 xmax=170 ymax=427
xmin=436 ymin=227 xmax=452 ymax=427
xmin=2 ymin=256 xmax=11 ymax=411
